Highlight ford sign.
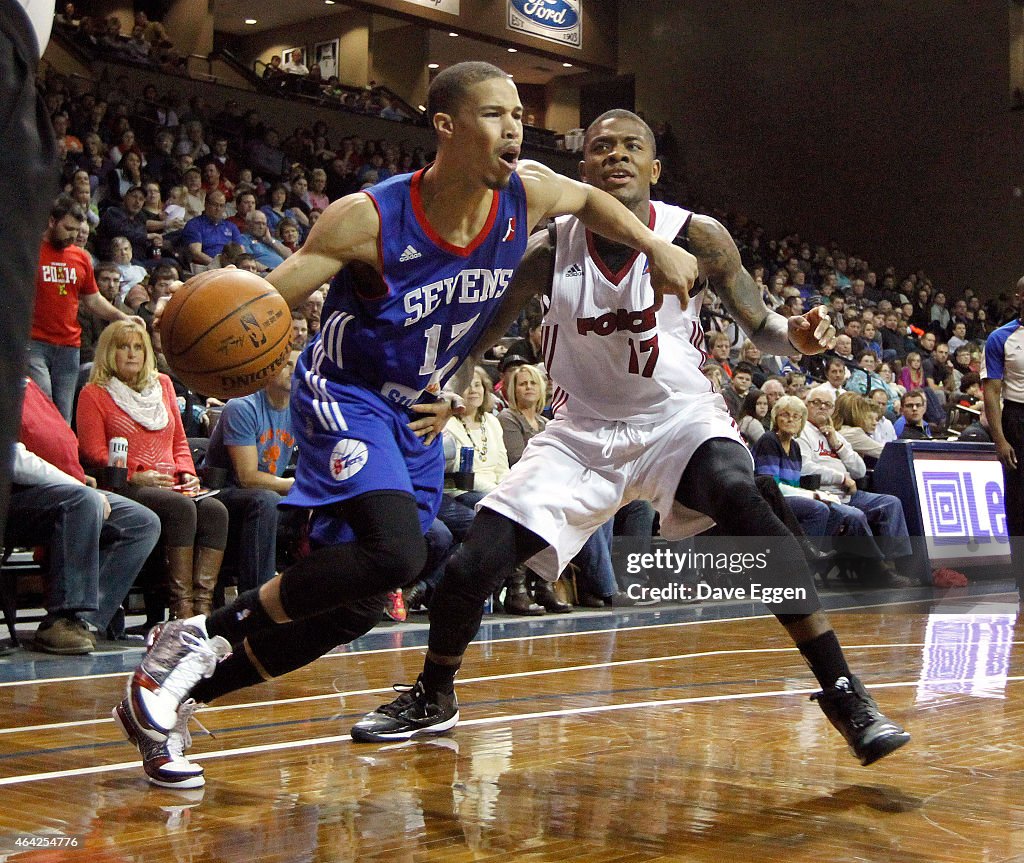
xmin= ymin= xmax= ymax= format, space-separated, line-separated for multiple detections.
xmin=510 ymin=0 xmax=579 ymax=31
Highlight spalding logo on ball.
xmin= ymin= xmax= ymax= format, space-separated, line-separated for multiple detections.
xmin=160 ymin=269 xmax=293 ymax=399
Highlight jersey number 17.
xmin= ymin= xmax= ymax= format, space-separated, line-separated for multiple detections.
xmin=627 ymin=335 xmax=660 ymax=378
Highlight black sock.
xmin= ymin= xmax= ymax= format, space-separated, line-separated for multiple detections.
xmin=206 ymin=588 xmax=275 ymax=645
xmin=421 ymin=657 xmax=460 ymax=695
xmin=798 ymin=630 xmax=851 ymax=690
xmin=191 ymin=646 xmax=264 ymax=705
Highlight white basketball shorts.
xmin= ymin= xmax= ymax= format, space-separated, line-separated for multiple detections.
xmin=481 ymin=391 xmax=747 ymax=581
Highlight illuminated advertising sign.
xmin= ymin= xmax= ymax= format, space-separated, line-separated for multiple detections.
xmin=912 ymin=456 xmax=1010 ymax=565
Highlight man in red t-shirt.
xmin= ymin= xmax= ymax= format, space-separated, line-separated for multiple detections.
xmin=28 ymin=198 xmax=141 ymax=422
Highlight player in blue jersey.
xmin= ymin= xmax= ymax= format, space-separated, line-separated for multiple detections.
xmin=114 ymin=62 xmax=702 ymax=788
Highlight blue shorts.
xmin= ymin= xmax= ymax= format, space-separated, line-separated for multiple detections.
xmin=284 ymin=367 xmax=444 ymax=546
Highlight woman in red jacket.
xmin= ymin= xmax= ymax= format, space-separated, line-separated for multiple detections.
xmin=77 ymin=321 xmax=228 ymax=620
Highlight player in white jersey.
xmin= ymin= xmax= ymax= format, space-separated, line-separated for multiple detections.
xmin=483 ymin=200 xmax=739 ymax=580
xmin=353 ymin=110 xmax=910 ymax=767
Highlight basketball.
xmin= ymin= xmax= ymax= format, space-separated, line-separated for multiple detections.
xmin=160 ymin=269 xmax=293 ymax=399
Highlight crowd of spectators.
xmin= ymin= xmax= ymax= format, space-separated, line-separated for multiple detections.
xmin=12 ymin=30 xmax=1023 ymax=649
xmin=34 ymin=62 xmax=433 ymax=378
xmin=54 ymin=9 xmax=424 ymax=128
xmin=700 ymin=228 xmax=1014 ymax=446
xmin=56 ymin=5 xmax=186 ymax=76
xmin=690 ymin=217 xmax=1018 ymax=589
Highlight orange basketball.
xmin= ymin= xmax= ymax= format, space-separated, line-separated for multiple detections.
xmin=160 ymin=269 xmax=293 ymax=399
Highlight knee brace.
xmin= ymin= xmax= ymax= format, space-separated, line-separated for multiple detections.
xmin=248 ymin=595 xmax=387 ymax=679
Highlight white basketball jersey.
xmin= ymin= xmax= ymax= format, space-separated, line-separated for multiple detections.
xmin=542 ymin=201 xmax=713 ymax=424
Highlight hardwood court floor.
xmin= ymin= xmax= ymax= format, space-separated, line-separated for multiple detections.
xmin=0 ymin=589 xmax=1021 ymax=862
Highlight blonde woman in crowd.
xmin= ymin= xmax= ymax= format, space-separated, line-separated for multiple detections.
xmin=445 ymin=365 xmax=509 ymax=500
xmin=76 ymin=321 xmax=228 ymax=621
xmin=498 ymin=362 xmax=570 ymax=613
xmin=498 ymin=362 xmax=548 ymax=466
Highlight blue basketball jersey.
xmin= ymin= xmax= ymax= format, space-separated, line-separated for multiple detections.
xmin=306 ymin=167 xmax=528 ymax=410
xmin=286 ymin=167 xmax=528 ymax=542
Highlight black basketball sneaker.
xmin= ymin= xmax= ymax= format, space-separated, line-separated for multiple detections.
xmin=350 ymin=678 xmax=459 ymax=742
xmin=811 ymin=675 xmax=910 ymax=765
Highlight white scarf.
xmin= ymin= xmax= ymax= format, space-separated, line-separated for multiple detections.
xmin=105 ymin=376 xmax=169 ymax=431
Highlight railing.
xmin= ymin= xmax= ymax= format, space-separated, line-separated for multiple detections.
xmin=184 ymin=53 xmax=217 ymax=83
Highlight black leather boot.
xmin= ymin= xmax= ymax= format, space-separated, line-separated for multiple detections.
xmin=529 ymin=571 xmax=572 ymax=613
xmin=503 ymin=570 xmax=545 ymax=615
xmin=799 ymin=536 xmax=837 ymax=576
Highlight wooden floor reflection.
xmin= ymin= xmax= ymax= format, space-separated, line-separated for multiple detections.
xmin=0 ymin=601 xmax=1022 ymax=862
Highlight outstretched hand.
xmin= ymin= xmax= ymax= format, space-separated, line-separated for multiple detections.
xmin=788 ymin=305 xmax=836 ymax=355
xmin=150 ymin=278 xmax=185 ymax=333
xmin=647 ymin=238 xmax=699 ymax=307
xmin=408 ymin=392 xmax=465 ymax=446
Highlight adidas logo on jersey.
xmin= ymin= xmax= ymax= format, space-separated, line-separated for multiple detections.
xmin=565 ymin=263 xmax=583 ymax=278
xmin=399 ymin=245 xmax=422 ymax=262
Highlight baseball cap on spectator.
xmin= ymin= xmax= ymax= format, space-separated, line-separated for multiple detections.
xmin=498 ymin=354 xmax=530 ymax=375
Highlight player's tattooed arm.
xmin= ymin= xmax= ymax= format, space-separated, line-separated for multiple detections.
xmin=686 ymin=214 xmax=795 ymax=356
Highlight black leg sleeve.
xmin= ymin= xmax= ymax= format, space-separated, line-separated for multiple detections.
xmin=426 ymin=506 xmax=548 ymax=658
xmin=676 ymin=438 xmax=821 ymax=617
xmin=207 ymin=491 xmax=426 ymax=645
xmin=192 ymin=595 xmax=387 ymax=704
xmin=754 ymin=474 xmax=806 ymax=537
xmin=277 ymin=492 xmax=427 ymax=621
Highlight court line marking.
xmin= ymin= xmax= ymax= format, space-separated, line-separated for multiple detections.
xmin=1 ymin=674 xmax=1019 ymax=788
xmin=0 ymin=639 xmax=1013 ymax=737
xmin=0 ymin=592 xmax=989 ymax=690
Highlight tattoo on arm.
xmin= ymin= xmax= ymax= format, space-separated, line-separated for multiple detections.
xmin=720 ymin=267 xmax=771 ymax=334
xmin=686 ymin=216 xmax=766 ymax=333
xmin=687 ymin=215 xmax=794 ymax=354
